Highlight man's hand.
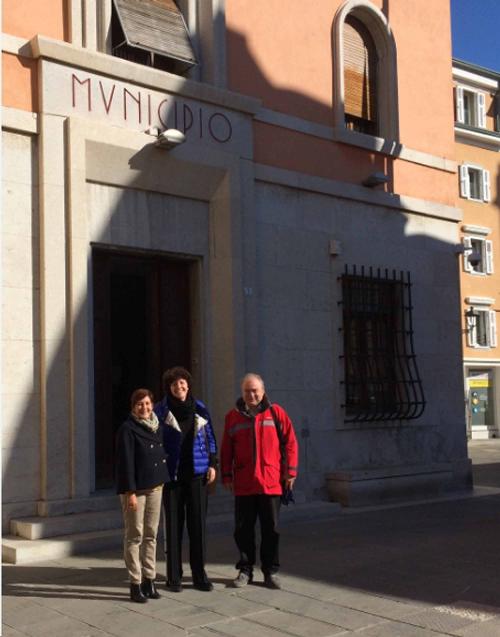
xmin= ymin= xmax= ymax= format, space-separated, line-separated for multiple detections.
xmin=284 ymin=477 xmax=296 ymax=491
xmin=223 ymin=481 xmax=234 ymax=493
xmin=127 ymin=493 xmax=138 ymax=511
xmin=207 ymin=467 xmax=217 ymax=484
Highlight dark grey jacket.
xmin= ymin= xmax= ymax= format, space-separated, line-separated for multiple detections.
xmin=115 ymin=416 xmax=169 ymax=494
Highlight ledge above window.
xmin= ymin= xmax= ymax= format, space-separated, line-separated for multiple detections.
xmin=462 ymin=224 xmax=491 ymax=236
xmin=455 ymin=123 xmax=500 ymax=149
xmin=465 ymin=296 xmax=495 ymax=306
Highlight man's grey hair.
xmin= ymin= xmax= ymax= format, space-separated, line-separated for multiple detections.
xmin=240 ymin=373 xmax=265 ymax=389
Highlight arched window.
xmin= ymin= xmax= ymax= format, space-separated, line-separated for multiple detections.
xmin=343 ymin=15 xmax=378 ymax=135
xmin=333 ymin=1 xmax=398 ymax=143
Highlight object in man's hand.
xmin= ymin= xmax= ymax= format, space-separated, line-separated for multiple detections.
xmin=281 ymin=488 xmax=295 ymax=506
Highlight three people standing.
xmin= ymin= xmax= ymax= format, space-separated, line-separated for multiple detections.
xmin=116 ymin=370 xmax=298 ymax=599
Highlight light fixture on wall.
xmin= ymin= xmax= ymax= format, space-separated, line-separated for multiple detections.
xmin=154 ymin=128 xmax=186 ymax=150
xmin=465 ymin=307 xmax=480 ymax=335
xmin=362 ymin=172 xmax=389 ymax=188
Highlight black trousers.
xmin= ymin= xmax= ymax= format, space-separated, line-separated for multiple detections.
xmin=234 ymin=494 xmax=281 ymax=575
xmin=163 ymin=476 xmax=208 ymax=584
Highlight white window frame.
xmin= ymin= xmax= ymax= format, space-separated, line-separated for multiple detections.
xmin=455 ymin=86 xmax=487 ymax=129
xmin=462 ymin=235 xmax=494 ymax=275
xmin=459 ymin=164 xmax=491 ymax=202
xmin=468 ymin=308 xmax=498 ymax=349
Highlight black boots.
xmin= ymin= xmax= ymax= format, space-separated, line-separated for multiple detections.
xmin=141 ymin=578 xmax=161 ymax=599
xmin=193 ymin=571 xmax=214 ymax=591
xmin=130 ymin=583 xmax=148 ymax=603
xmin=166 ymin=581 xmax=183 ymax=592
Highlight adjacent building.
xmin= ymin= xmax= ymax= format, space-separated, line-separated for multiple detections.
xmin=454 ymin=59 xmax=500 ymax=439
xmin=2 ymin=0 xmax=471 ymax=560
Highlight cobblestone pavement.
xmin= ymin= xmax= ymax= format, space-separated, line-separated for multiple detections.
xmin=4 ymin=441 xmax=500 ymax=637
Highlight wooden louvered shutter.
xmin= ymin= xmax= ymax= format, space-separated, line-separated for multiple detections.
xmin=112 ymin=0 xmax=197 ymax=72
xmin=343 ymin=15 xmax=378 ymax=132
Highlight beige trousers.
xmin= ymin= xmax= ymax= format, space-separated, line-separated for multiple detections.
xmin=120 ymin=487 xmax=163 ymax=584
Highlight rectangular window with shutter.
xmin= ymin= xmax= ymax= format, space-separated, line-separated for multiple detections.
xmin=460 ymin=165 xmax=491 ymax=202
xmin=111 ymin=0 xmax=197 ymax=74
xmin=470 ymin=309 xmax=498 ymax=349
xmin=462 ymin=236 xmax=494 ymax=275
xmin=455 ymin=86 xmax=487 ymax=129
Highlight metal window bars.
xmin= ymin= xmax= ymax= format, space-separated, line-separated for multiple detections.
xmin=339 ymin=264 xmax=426 ymax=422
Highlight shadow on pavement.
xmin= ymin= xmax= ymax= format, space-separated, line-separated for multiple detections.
xmin=4 ymin=494 xmax=500 ymax=612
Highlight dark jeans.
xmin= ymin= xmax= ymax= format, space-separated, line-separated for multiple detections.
xmin=234 ymin=494 xmax=281 ymax=575
xmin=163 ymin=476 xmax=208 ymax=584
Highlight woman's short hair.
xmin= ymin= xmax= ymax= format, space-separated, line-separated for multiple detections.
xmin=162 ymin=366 xmax=192 ymax=392
xmin=130 ymin=388 xmax=154 ymax=409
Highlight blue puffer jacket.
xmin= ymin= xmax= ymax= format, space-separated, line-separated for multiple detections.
xmin=155 ymin=397 xmax=218 ymax=481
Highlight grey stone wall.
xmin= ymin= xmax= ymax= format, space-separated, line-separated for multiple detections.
xmin=2 ymin=131 xmax=40 ymax=527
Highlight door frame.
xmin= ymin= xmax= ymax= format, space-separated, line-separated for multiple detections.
xmin=90 ymin=243 xmax=202 ymax=490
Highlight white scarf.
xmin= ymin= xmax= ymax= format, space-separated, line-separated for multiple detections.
xmin=134 ymin=411 xmax=159 ymax=433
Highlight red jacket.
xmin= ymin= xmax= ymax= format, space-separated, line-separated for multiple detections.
xmin=221 ymin=397 xmax=298 ymax=496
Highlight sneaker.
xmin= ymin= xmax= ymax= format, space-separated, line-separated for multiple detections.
xmin=264 ymin=573 xmax=281 ymax=590
xmin=233 ymin=571 xmax=252 ymax=588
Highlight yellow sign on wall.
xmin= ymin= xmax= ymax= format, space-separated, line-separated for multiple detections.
xmin=469 ymin=379 xmax=490 ymax=388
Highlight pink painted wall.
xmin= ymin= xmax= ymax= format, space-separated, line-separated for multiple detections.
xmin=2 ymin=53 xmax=38 ymax=112
xmin=3 ymin=0 xmax=67 ymax=41
xmin=226 ymin=0 xmax=456 ymax=204
xmin=2 ymin=0 xmax=67 ymax=113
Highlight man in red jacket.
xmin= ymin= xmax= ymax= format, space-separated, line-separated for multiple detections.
xmin=221 ymin=373 xmax=298 ymax=589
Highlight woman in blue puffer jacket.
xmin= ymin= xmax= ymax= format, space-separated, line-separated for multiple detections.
xmin=155 ymin=366 xmax=218 ymax=592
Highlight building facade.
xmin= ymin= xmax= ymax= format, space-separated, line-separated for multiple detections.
xmin=2 ymin=0 xmax=471 ymax=556
xmin=454 ymin=59 xmax=500 ymax=440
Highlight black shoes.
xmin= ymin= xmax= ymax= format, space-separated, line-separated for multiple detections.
xmin=193 ymin=579 xmax=214 ymax=592
xmin=130 ymin=583 xmax=148 ymax=603
xmin=264 ymin=573 xmax=281 ymax=589
xmin=141 ymin=578 xmax=161 ymax=599
xmin=166 ymin=581 xmax=183 ymax=592
xmin=193 ymin=572 xmax=214 ymax=591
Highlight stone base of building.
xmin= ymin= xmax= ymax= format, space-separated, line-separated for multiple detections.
xmin=470 ymin=425 xmax=499 ymax=440
xmin=325 ymin=460 xmax=473 ymax=507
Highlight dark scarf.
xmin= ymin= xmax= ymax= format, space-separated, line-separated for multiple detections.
xmin=168 ymin=391 xmax=196 ymax=481
xmin=168 ymin=391 xmax=196 ymax=426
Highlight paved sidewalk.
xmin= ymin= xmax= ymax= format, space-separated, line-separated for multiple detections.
xmin=4 ymin=486 xmax=500 ymax=637
xmin=5 ymin=440 xmax=500 ymax=637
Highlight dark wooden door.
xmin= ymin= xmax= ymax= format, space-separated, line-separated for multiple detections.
xmin=92 ymin=248 xmax=192 ymax=489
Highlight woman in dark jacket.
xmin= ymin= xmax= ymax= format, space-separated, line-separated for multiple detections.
xmin=155 ymin=367 xmax=218 ymax=592
xmin=115 ymin=388 xmax=169 ymax=603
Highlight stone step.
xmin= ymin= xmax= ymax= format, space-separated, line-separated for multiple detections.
xmin=37 ymin=493 xmax=119 ymax=517
xmin=2 ymin=528 xmax=123 ymax=565
xmin=2 ymin=500 xmax=341 ymax=565
xmin=10 ymin=509 xmax=124 ymax=540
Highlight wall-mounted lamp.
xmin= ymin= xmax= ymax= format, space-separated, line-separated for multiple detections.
xmin=362 ymin=172 xmax=389 ymax=188
xmin=154 ymin=128 xmax=186 ymax=150
xmin=454 ymin=243 xmax=481 ymax=268
xmin=465 ymin=307 xmax=480 ymax=334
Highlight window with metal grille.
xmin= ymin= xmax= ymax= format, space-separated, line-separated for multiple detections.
xmin=343 ymin=15 xmax=378 ymax=136
xmin=340 ymin=265 xmax=425 ymax=422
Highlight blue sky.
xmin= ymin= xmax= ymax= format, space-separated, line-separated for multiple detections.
xmin=451 ymin=0 xmax=500 ymax=72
